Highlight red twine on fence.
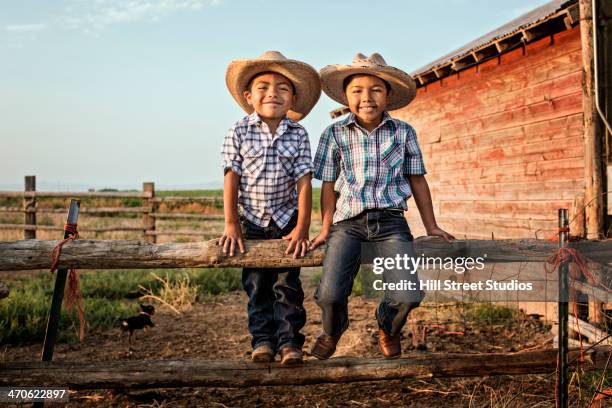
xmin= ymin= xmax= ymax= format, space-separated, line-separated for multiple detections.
xmin=547 ymin=225 xmax=586 ymax=242
xmin=50 ymin=222 xmax=87 ymax=341
xmin=545 ymin=246 xmax=611 ymax=293
xmin=49 ymin=223 xmax=78 ymax=273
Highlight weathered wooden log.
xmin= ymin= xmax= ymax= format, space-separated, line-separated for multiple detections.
xmin=0 ymin=280 xmax=8 ymax=299
xmin=0 ymin=238 xmax=611 ymax=271
xmin=1 ymin=347 xmax=609 ymax=389
xmin=0 ymin=238 xmax=322 ymax=270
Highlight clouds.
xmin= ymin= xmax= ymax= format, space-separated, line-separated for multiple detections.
xmin=4 ymin=24 xmax=47 ymax=32
xmin=61 ymin=0 xmax=215 ymax=33
xmin=2 ymin=24 xmax=47 ymax=49
xmin=1 ymin=0 xmax=217 ymax=48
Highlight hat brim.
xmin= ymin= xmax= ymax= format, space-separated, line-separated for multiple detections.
xmin=226 ymin=59 xmax=321 ymax=121
xmin=319 ymin=65 xmax=417 ymax=111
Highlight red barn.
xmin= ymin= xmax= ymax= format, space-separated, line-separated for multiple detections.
xmin=393 ymin=0 xmax=610 ymax=241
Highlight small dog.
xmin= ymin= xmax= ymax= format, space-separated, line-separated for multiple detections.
xmin=120 ymin=304 xmax=155 ymax=345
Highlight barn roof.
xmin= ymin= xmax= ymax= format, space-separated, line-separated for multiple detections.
xmin=411 ymin=0 xmax=579 ymax=85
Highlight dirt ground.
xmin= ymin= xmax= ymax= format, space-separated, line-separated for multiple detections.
xmin=2 ymin=268 xmax=591 ymax=408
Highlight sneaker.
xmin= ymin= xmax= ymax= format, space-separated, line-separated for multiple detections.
xmin=251 ymin=344 xmax=275 ymax=363
xmin=280 ymin=346 xmax=303 ymax=365
xmin=310 ymin=332 xmax=341 ymax=360
xmin=378 ymin=327 xmax=401 ymax=359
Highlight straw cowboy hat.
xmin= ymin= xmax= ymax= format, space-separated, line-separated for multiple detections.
xmin=320 ymin=53 xmax=417 ymax=111
xmin=226 ymin=51 xmax=321 ymax=121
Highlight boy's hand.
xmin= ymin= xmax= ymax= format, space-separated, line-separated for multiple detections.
xmin=282 ymin=227 xmax=310 ymax=259
xmin=308 ymin=229 xmax=329 ymax=251
xmin=426 ymin=225 xmax=455 ymax=243
xmin=218 ymin=221 xmax=245 ymax=256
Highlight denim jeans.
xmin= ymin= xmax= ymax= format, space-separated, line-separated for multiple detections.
xmin=314 ymin=209 xmax=424 ymax=337
xmin=241 ymin=212 xmax=306 ymax=351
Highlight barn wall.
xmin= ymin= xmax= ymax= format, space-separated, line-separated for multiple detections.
xmin=395 ymin=26 xmax=584 ymax=239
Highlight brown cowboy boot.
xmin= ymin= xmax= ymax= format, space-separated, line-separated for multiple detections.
xmin=378 ymin=327 xmax=401 ymax=359
xmin=251 ymin=344 xmax=275 ymax=363
xmin=280 ymin=346 xmax=303 ymax=365
xmin=310 ymin=332 xmax=341 ymax=360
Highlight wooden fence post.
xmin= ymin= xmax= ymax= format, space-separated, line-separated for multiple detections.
xmin=24 ymin=175 xmax=36 ymax=240
xmin=580 ymin=0 xmax=604 ymax=240
xmin=143 ymin=182 xmax=156 ymax=243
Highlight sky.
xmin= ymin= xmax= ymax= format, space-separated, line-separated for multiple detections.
xmin=0 ymin=0 xmax=552 ymax=191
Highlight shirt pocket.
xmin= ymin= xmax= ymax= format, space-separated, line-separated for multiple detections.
xmin=242 ymin=143 xmax=265 ymax=175
xmin=380 ymin=138 xmax=403 ymax=171
xmin=277 ymin=142 xmax=299 ymax=178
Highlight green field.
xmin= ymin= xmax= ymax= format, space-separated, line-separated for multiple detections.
xmin=0 ymin=268 xmax=241 ymax=345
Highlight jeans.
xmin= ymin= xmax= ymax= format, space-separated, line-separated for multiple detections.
xmin=314 ymin=209 xmax=424 ymax=337
xmin=241 ymin=212 xmax=306 ymax=351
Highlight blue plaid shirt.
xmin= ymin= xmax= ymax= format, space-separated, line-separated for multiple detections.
xmin=222 ymin=112 xmax=313 ymax=228
xmin=313 ymin=112 xmax=426 ymax=223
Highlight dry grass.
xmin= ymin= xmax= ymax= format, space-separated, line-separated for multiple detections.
xmin=138 ymin=272 xmax=198 ymax=315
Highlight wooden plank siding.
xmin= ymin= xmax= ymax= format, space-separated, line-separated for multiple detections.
xmin=394 ymin=26 xmax=584 ymax=239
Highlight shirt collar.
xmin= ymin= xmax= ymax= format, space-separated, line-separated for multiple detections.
xmin=247 ymin=111 xmax=300 ymax=128
xmin=247 ymin=111 xmax=262 ymax=126
xmin=342 ymin=111 xmax=395 ymax=130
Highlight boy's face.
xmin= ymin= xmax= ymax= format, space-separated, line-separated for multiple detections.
xmin=244 ymin=72 xmax=295 ymax=121
xmin=344 ymin=74 xmax=391 ymax=126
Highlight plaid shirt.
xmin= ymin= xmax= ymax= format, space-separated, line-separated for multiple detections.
xmin=313 ymin=112 xmax=426 ymax=223
xmin=222 ymin=112 xmax=313 ymax=228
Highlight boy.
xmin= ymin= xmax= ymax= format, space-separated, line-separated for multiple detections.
xmin=309 ymin=53 xmax=454 ymax=359
xmin=220 ymin=51 xmax=320 ymax=365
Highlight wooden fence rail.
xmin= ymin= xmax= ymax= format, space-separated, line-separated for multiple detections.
xmin=0 ymin=206 xmax=152 ymax=214
xmin=149 ymin=213 xmax=224 ymax=221
xmin=0 ymin=225 xmax=219 ymax=238
xmin=0 ymin=191 xmax=151 ymax=198
xmin=0 ymin=176 xmax=223 ymax=242
xmin=0 ymin=225 xmax=146 ymax=232
xmin=0 ymin=207 xmax=224 ymax=220
xmin=1 ymin=346 xmax=609 ymax=389
xmin=1 ymin=237 xmax=611 ymax=271
xmin=152 ymin=196 xmax=222 ymax=204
